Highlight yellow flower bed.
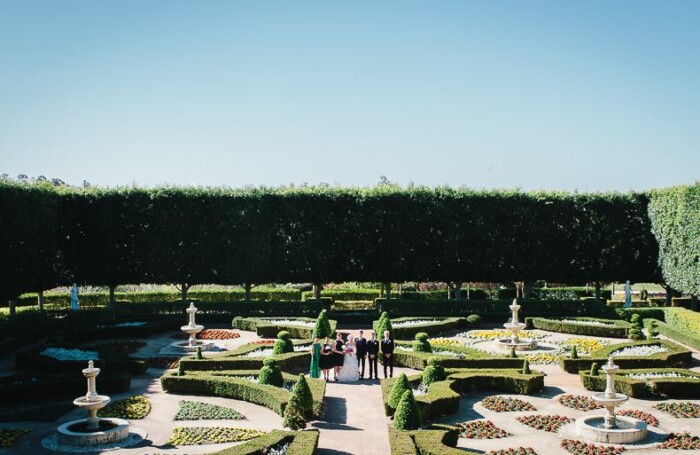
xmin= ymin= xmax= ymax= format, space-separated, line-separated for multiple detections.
xmin=522 ymin=352 xmax=558 ymax=365
xmin=465 ymin=330 xmax=541 ymax=340
xmin=0 ymin=429 xmax=30 ymax=447
xmin=563 ymin=338 xmax=604 ymax=354
xmin=430 ymin=338 xmax=462 ymax=347
xmin=98 ymin=395 xmax=151 ymax=419
xmin=168 ymin=427 xmax=265 ymax=445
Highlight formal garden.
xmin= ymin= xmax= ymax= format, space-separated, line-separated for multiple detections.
xmin=0 ymin=183 xmax=699 ymax=454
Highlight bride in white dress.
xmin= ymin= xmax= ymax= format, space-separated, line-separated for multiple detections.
xmin=338 ymin=335 xmax=360 ymax=382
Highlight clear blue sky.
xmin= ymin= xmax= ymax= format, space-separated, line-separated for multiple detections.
xmin=1 ymin=1 xmax=698 ymax=191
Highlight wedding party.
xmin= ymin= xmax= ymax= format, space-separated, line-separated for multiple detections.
xmin=309 ymin=330 xmax=395 ymax=382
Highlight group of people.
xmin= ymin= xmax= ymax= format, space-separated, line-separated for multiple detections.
xmin=308 ymin=330 xmax=395 ymax=382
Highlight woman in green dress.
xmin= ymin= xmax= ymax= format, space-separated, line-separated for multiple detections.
xmin=309 ymin=336 xmax=321 ymax=379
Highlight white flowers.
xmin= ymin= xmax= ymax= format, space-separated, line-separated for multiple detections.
xmin=625 ymin=372 xmax=700 ymax=381
xmin=240 ymin=348 xmax=274 ymax=358
xmin=558 ymin=319 xmax=614 ymax=327
xmin=265 ymin=319 xmax=315 ymax=327
xmin=393 ymin=319 xmax=440 ymax=328
xmin=412 ymin=384 xmax=429 ymax=396
xmin=41 ymin=347 xmax=99 ymax=361
xmin=611 ymin=345 xmax=669 ymax=357
xmin=97 ymin=321 xmax=146 ymax=328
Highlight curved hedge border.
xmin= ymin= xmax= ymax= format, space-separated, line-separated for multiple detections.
xmin=211 ymin=429 xmax=319 ymax=455
xmin=525 ymin=317 xmax=631 ymax=338
xmin=393 ymin=341 xmax=524 ymax=370
xmin=372 ymin=317 xmax=467 ymax=339
xmin=178 ymin=348 xmax=310 ymax=373
xmin=388 ymin=426 xmax=477 ymax=455
xmin=232 ymin=317 xmax=337 ymax=339
xmin=381 ymin=369 xmax=545 ymax=421
xmin=579 ymin=368 xmax=700 ymax=398
xmin=161 ymin=369 xmax=325 ymax=417
xmin=559 ymin=340 xmax=692 ymax=373
xmin=15 ymin=346 xmax=147 ymax=375
xmin=0 ymin=373 xmax=131 ymax=406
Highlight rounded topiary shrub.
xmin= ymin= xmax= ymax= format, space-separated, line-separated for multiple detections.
xmin=412 ymin=332 xmax=432 ymax=353
xmin=466 ymin=314 xmax=482 ymax=325
xmin=426 ymin=357 xmax=446 ymax=381
xmin=291 ymin=374 xmax=313 ymax=415
xmin=259 ymin=358 xmax=284 ymax=387
xmin=388 ymin=373 xmax=411 ymax=411
xmin=647 ymin=320 xmax=659 ymax=340
xmin=273 ymin=330 xmax=294 ymax=355
xmin=282 ymin=395 xmax=306 ymax=430
xmin=393 ymin=390 xmax=421 ymax=430
xmin=422 ymin=365 xmax=440 ymax=386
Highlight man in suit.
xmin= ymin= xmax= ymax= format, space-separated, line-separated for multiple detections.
xmin=366 ymin=331 xmax=379 ymax=379
xmin=380 ymin=330 xmax=394 ymax=378
xmin=355 ymin=329 xmax=368 ymax=379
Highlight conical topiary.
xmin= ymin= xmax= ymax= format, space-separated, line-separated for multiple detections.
xmin=590 ymin=362 xmax=600 ymax=376
xmin=570 ymin=345 xmax=578 ymax=359
xmin=388 ymin=373 xmax=411 ymax=410
xmin=509 ymin=346 xmax=517 ymax=358
xmin=282 ymin=394 xmax=306 ymax=430
xmin=393 ymin=390 xmax=422 ymax=430
xmin=426 ymin=357 xmax=446 ymax=381
xmin=291 ymin=374 xmax=314 ymax=416
xmin=177 ymin=361 xmax=185 ymax=376
xmin=313 ymin=310 xmax=333 ymax=338
xmin=195 ymin=346 xmax=203 ymax=360
xmin=259 ymin=358 xmax=284 ymax=387
xmin=273 ymin=330 xmax=294 ymax=355
xmin=413 ymin=332 xmax=431 ymax=353
xmin=377 ymin=314 xmax=395 ymax=341
xmin=647 ymin=320 xmax=659 ymax=340
xmin=522 ymin=359 xmax=531 ymax=375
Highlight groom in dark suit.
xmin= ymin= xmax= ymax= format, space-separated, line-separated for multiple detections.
xmin=380 ymin=330 xmax=394 ymax=378
xmin=355 ymin=329 xmax=368 ymax=379
xmin=366 ymin=331 xmax=379 ymax=379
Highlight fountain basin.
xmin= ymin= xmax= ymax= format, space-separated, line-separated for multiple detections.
xmin=592 ymin=392 xmax=628 ymax=407
xmin=575 ymin=415 xmax=647 ymax=444
xmin=57 ymin=418 xmax=129 ymax=446
xmin=495 ymin=338 xmax=538 ymax=351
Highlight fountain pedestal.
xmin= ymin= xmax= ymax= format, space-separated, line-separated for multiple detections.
xmin=574 ymin=356 xmax=647 ymax=444
xmin=171 ymin=302 xmax=214 ymax=353
xmin=495 ymin=299 xmax=538 ymax=351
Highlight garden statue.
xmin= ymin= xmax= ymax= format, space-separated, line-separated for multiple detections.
xmin=624 ymin=281 xmax=632 ymax=308
xmin=70 ymin=283 xmax=80 ymax=311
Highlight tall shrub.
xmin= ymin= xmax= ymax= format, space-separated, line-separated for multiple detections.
xmin=393 ymin=390 xmax=422 ymax=430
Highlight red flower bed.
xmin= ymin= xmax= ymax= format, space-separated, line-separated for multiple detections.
xmin=658 ymin=432 xmax=700 ymax=450
xmin=488 ymin=448 xmax=538 ymax=455
xmin=249 ymin=340 xmax=275 ymax=345
xmin=516 ymin=415 xmax=571 ymax=432
xmin=482 ymin=396 xmax=537 ymax=412
xmin=558 ymin=394 xmax=604 ymax=411
xmin=616 ymin=409 xmax=659 ymax=427
xmin=172 ymin=329 xmax=241 ymax=340
xmin=654 ymin=402 xmax=700 ymax=418
xmin=456 ymin=420 xmax=511 ymax=439
xmin=561 ymin=439 xmax=625 ymax=455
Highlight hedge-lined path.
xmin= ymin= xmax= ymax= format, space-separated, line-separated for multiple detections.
xmin=314 ymin=366 xmax=417 ymax=455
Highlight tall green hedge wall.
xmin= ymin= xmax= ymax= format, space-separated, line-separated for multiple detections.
xmin=0 ymin=183 xmax=664 ymax=300
xmin=648 ymin=183 xmax=700 ymax=296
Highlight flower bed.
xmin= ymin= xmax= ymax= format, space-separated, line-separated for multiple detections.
xmin=616 ymin=409 xmax=659 ymax=426
xmin=97 ymin=395 xmax=151 ymax=419
xmin=394 ymin=319 xmax=441 ymax=328
xmin=488 ymin=449 xmax=538 ymax=455
xmin=580 ymin=368 xmax=700 ymax=398
xmin=611 ymin=345 xmax=669 ymax=357
xmin=521 ymin=352 xmax=558 ymax=365
xmin=456 ymin=420 xmax=511 ymax=439
xmin=373 ymin=317 xmax=468 ymax=339
xmin=558 ymin=394 xmax=603 ymax=411
xmin=233 ymin=316 xmax=337 ymax=339
xmin=526 ymin=317 xmax=630 ymax=338
xmin=168 ymin=426 xmax=264 ymax=445
xmin=516 ymin=415 xmax=572 ymax=432
xmin=412 ymin=384 xmax=429 ymax=397
xmin=559 ymin=319 xmax=615 ymax=326
xmin=658 ymin=432 xmax=700 ymax=450
xmin=481 ymin=396 xmax=536 ymax=412
xmin=430 ymin=338 xmax=462 ymax=347
xmin=266 ymin=319 xmax=315 ymax=328
xmin=459 ymin=330 xmax=543 ymax=341
xmin=0 ymin=429 xmax=30 ymax=447
xmin=563 ymin=338 xmax=605 ymax=354
xmin=624 ymin=372 xmax=700 ymax=381
xmin=40 ymin=347 xmax=99 ymax=361
xmin=654 ymin=402 xmax=700 ymax=418
xmin=561 ymin=439 xmax=624 ymax=454
xmin=174 ymin=400 xmax=244 ymax=420
xmin=173 ymin=329 xmax=241 ymax=340
xmin=149 ymin=357 xmax=180 ymax=369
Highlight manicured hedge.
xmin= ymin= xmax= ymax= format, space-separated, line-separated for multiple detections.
xmin=392 ymin=341 xmax=524 ymax=370
xmin=388 ymin=427 xmax=479 ymax=455
xmin=580 ymin=368 xmax=700 ymax=398
xmin=382 ymin=369 xmax=544 ymax=421
xmin=373 ymin=317 xmax=467 ymax=339
xmin=0 ymin=373 xmax=131 ymax=406
xmin=495 ymin=287 xmax=612 ymax=301
xmin=211 ymin=429 xmax=319 ymax=455
xmin=178 ymin=348 xmax=310 ymax=373
xmin=376 ymin=299 xmax=615 ymax=319
xmin=526 ymin=317 xmax=631 ymax=338
xmin=15 ymin=346 xmax=147 ymax=375
xmin=161 ymin=369 xmax=325 ymax=417
xmin=232 ymin=317 xmax=337 ymax=339
xmin=646 ymin=318 xmax=700 ymax=351
xmin=559 ymin=340 xmax=692 ymax=373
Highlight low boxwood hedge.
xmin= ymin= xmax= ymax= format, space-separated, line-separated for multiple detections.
xmin=232 ymin=317 xmax=337 ymax=339
xmin=559 ymin=340 xmax=692 ymax=373
xmin=382 ymin=369 xmax=544 ymax=421
xmin=161 ymin=369 xmax=325 ymax=417
xmin=0 ymin=373 xmax=131 ymax=406
xmin=178 ymin=343 xmax=310 ymax=373
xmin=211 ymin=429 xmax=319 ymax=455
xmin=372 ymin=317 xmax=467 ymax=339
xmin=646 ymin=318 xmax=700 ymax=350
xmin=388 ymin=426 xmax=479 ymax=455
xmin=579 ymin=368 xmax=700 ymax=398
xmin=525 ymin=317 xmax=631 ymax=338
xmin=392 ymin=341 xmax=523 ymax=370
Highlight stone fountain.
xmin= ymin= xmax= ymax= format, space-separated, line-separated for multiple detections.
xmin=575 ymin=356 xmax=647 ymax=443
xmin=56 ymin=360 xmax=129 ymax=446
xmin=172 ymin=302 xmax=213 ymax=353
xmin=495 ymin=299 xmax=537 ymax=351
